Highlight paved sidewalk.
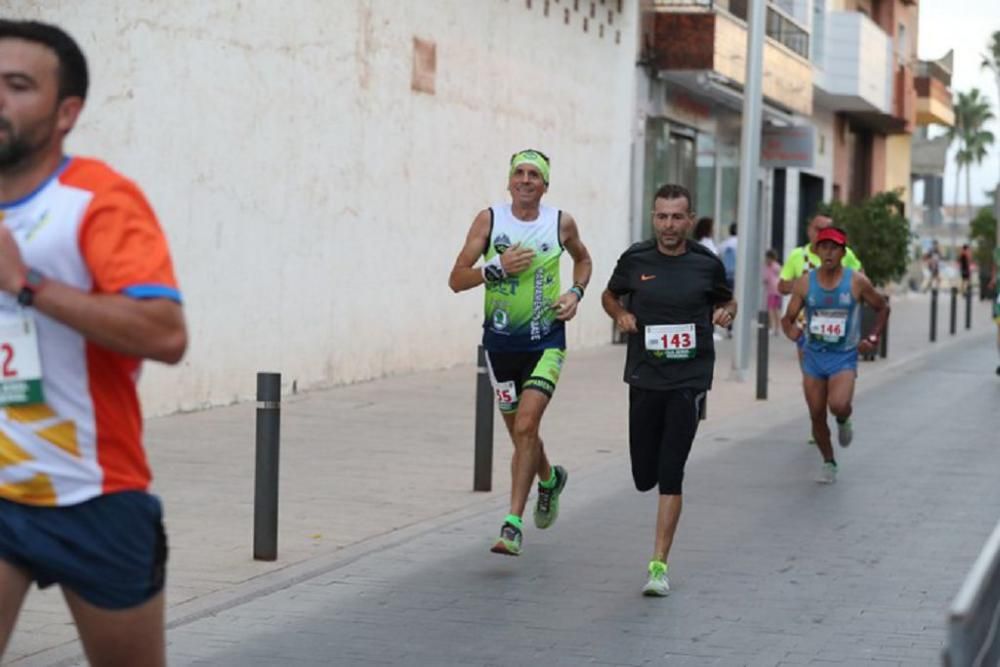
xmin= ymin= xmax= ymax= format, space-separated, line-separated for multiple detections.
xmin=5 ymin=291 xmax=997 ymax=665
xmin=158 ymin=339 xmax=1000 ymax=665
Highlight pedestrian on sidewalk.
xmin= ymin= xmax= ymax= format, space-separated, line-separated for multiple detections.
xmin=719 ymin=222 xmax=738 ymax=293
xmin=719 ymin=223 xmax=738 ymax=338
xmin=694 ymin=216 xmax=718 ymax=256
xmin=781 ymin=227 xmax=888 ymax=484
xmin=601 ymin=183 xmax=736 ymax=597
xmin=0 ymin=21 xmax=187 ymax=666
xmin=763 ymin=249 xmax=782 ymax=336
xmin=922 ymin=240 xmax=941 ymax=292
xmin=778 ymin=214 xmax=863 ymax=445
xmin=958 ymin=244 xmax=972 ymax=296
xmin=448 ymin=149 xmax=592 ymax=556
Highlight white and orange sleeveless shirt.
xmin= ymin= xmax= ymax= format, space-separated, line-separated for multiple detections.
xmin=0 ymin=156 xmax=181 ymax=507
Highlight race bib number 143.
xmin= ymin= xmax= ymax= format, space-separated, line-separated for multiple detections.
xmin=645 ymin=324 xmax=697 ymax=360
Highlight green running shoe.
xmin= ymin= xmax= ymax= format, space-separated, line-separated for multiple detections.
xmin=533 ymin=465 xmax=568 ymax=529
xmin=837 ymin=418 xmax=853 ymax=447
xmin=490 ymin=522 xmax=522 ymax=556
xmin=642 ymin=560 xmax=670 ymax=597
xmin=816 ymin=460 xmax=838 ymax=484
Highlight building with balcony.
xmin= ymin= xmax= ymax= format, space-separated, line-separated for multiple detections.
xmin=812 ymin=0 xmax=919 ymax=209
xmin=911 ymin=50 xmax=956 ymax=241
xmin=632 ymin=0 xmax=814 ymax=254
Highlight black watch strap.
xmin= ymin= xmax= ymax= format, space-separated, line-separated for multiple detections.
xmin=16 ymin=268 xmax=45 ymax=307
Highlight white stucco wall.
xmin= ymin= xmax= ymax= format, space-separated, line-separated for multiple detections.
xmin=6 ymin=1 xmax=639 ymax=414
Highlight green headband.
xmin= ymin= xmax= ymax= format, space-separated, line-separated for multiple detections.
xmin=509 ymin=150 xmax=550 ymax=184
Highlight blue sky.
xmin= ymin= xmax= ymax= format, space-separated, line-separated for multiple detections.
xmin=919 ymin=0 xmax=1000 ymax=205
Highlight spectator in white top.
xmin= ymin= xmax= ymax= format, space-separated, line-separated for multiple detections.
xmin=719 ymin=222 xmax=738 ymax=291
xmin=694 ymin=217 xmax=718 ymax=256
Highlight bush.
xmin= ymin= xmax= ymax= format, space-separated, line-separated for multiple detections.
xmin=820 ymin=190 xmax=911 ymax=288
xmin=969 ymin=207 xmax=997 ymax=274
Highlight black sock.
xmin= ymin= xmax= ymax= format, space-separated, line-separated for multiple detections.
xmin=835 ymin=416 xmax=848 ymax=424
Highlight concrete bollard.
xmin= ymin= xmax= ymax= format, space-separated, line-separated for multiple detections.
xmin=254 ymin=372 xmax=281 ymax=561
xmin=473 ymin=346 xmax=494 ymax=492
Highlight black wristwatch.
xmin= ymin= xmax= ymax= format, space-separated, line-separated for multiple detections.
xmin=17 ymin=268 xmax=45 ymax=307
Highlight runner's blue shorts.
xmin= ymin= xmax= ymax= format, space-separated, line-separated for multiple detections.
xmin=0 ymin=491 xmax=167 ymax=609
xmin=801 ymin=347 xmax=858 ymax=380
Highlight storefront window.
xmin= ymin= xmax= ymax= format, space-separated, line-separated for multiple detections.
xmin=696 ymin=133 xmax=716 ymax=224
xmin=718 ymin=143 xmax=741 ymax=231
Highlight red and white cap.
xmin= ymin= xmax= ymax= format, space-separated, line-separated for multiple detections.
xmin=815 ymin=227 xmax=847 ymax=246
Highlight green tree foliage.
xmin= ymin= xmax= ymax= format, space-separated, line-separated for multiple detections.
xmin=822 ymin=190 xmax=911 ymax=288
xmin=969 ymin=207 xmax=997 ymax=273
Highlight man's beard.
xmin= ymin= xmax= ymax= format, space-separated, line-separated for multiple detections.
xmin=0 ymin=117 xmax=46 ymax=170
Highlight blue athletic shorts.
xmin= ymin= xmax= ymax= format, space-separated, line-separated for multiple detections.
xmin=0 ymin=491 xmax=167 ymax=610
xmin=801 ymin=347 xmax=858 ymax=380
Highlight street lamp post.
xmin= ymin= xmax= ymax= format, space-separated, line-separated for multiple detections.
xmin=732 ymin=0 xmax=767 ymax=380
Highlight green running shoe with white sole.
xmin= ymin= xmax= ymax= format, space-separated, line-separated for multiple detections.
xmin=533 ymin=465 xmax=568 ymax=529
xmin=816 ymin=460 xmax=838 ymax=484
xmin=642 ymin=560 xmax=670 ymax=597
xmin=490 ymin=522 xmax=522 ymax=556
xmin=837 ymin=418 xmax=853 ymax=447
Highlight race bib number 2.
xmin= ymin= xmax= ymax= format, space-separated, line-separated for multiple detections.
xmin=0 ymin=317 xmax=45 ymax=407
xmin=645 ymin=324 xmax=697 ymax=360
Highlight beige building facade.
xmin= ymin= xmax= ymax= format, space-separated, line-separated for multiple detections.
xmin=6 ymin=1 xmax=641 ymax=414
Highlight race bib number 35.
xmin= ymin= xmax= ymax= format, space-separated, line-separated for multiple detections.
xmin=645 ymin=324 xmax=697 ymax=360
xmin=809 ymin=310 xmax=847 ymax=343
xmin=492 ymin=380 xmax=518 ymax=409
xmin=0 ymin=317 xmax=45 ymax=406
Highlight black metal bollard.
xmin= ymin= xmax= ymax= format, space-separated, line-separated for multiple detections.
xmin=878 ymin=294 xmax=890 ymax=359
xmin=756 ymin=310 xmax=768 ymax=400
xmin=949 ymin=287 xmax=958 ymax=336
xmin=254 ymin=372 xmax=281 ymax=561
xmin=965 ymin=287 xmax=973 ymax=330
xmin=473 ymin=346 xmax=494 ymax=492
xmin=879 ymin=315 xmax=888 ymax=359
xmin=930 ymin=289 xmax=938 ymax=342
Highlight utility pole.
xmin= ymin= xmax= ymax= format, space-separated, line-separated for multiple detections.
xmin=732 ymin=0 xmax=766 ymax=380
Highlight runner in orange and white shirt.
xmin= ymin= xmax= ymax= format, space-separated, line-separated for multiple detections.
xmin=0 ymin=21 xmax=186 ymax=666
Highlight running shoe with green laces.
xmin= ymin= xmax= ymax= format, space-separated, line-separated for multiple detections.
xmin=490 ymin=522 xmax=522 ymax=556
xmin=533 ymin=464 xmax=568 ymax=529
xmin=816 ymin=460 xmax=838 ymax=484
xmin=836 ymin=418 xmax=853 ymax=447
xmin=642 ymin=560 xmax=670 ymax=597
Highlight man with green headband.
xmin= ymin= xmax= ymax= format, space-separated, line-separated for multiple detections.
xmin=448 ymin=148 xmax=592 ymax=556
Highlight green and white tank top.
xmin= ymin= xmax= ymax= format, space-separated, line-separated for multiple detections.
xmin=482 ymin=204 xmax=565 ymax=351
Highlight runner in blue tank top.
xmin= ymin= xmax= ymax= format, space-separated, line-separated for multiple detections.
xmin=781 ymin=227 xmax=890 ymax=484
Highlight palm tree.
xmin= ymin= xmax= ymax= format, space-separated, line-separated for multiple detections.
xmin=948 ymin=90 xmax=995 ymax=238
xmin=981 ymin=31 xmax=1000 ymax=242
xmin=960 ymin=90 xmax=995 ymax=215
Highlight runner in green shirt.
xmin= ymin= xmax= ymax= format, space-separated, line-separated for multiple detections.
xmin=777 ymin=215 xmax=862 ymax=293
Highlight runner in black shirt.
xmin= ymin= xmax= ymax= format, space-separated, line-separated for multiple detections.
xmin=601 ymin=183 xmax=736 ymax=597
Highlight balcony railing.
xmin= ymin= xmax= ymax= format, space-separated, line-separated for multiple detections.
xmin=915 ymin=60 xmax=951 ymax=88
xmin=651 ymin=0 xmax=810 ymax=59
